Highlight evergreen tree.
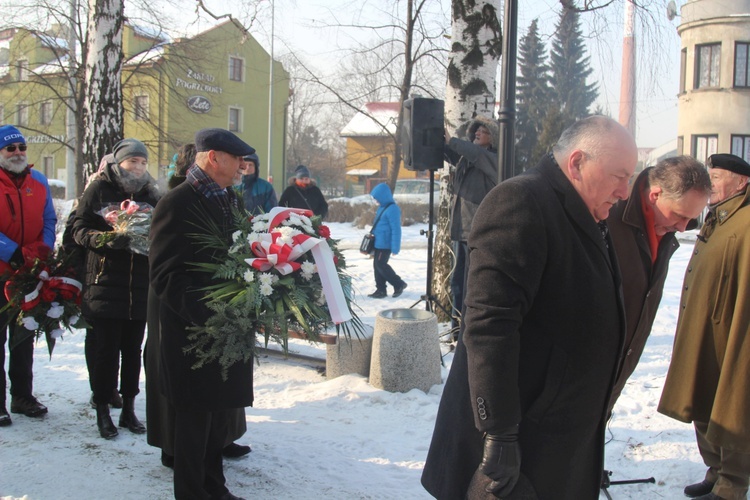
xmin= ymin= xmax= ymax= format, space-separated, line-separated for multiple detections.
xmin=548 ymin=6 xmax=598 ymax=126
xmin=515 ymin=19 xmax=551 ymax=173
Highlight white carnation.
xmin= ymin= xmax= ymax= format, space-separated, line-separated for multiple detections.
xmin=243 ymin=270 xmax=255 ymax=283
xmin=21 ymin=316 xmax=39 ymax=331
xmin=259 ymin=283 xmax=274 ymax=296
xmin=252 ymin=220 xmax=269 ymax=232
xmin=246 ymin=232 xmax=261 ymax=245
xmin=49 ymin=328 xmax=65 ymax=339
xmin=232 ymin=230 xmax=242 ymax=243
xmin=259 ymin=272 xmax=274 ymax=286
xmin=47 ymin=303 xmax=65 ymax=319
xmin=300 ymin=261 xmax=316 ymax=280
xmin=68 ymin=315 xmax=80 ymax=326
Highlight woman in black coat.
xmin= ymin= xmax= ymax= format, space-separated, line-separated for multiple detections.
xmin=278 ymin=164 xmax=328 ymax=218
xmin=72 ymin=139 xmax=161 ymax=439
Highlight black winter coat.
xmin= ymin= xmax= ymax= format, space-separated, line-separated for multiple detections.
xmin=422 ymin=155 xmax=627 ymax=500
xmin=149 ymin=181 xmax=254 ymax=411
xmin=606 ymin=168 xmax=680 ymax=414
xmin=278 ymin=180 xmax=328 ymax=219
xmin=71 ymin=164 xmax=161 ymax=320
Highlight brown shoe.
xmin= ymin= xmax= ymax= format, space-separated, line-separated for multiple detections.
xmin=10 ymin=396 xmax=48 ymax=417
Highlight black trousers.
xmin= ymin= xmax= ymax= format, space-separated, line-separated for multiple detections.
xmin=373 ymin=249 xmax=404 ymax=293
xmin=173 ymin=407 xmax=232 ymax=500
xmin=91 ymin=318 xmax=145 ymax=405
xmin=0 ymin=293 xmax=34 ymax=403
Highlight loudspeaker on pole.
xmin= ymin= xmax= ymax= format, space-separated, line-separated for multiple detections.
xmin=401 ymin=97 xmax=445 ymax=171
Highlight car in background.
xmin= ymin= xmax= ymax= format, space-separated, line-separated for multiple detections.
xmin=392 ymin=179 xmax=439 ymax=209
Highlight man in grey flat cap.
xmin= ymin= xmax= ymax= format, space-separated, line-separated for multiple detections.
xmin=150 ymin=128 xmax=255 ymax=500
xmin=659 ymin=153 xmax=750 ymax=500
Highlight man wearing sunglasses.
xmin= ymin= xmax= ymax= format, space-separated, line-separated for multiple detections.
xmin=0 ymin=125 xmax=57 ymax=427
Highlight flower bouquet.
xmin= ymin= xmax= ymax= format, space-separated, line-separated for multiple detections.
xmin=186 ymin=206 xmax=364 ymax=379
xmin=97 ymin=199 xmax=154 ymax=255
xmin=0 ymin=241 xmax=86 ymax=356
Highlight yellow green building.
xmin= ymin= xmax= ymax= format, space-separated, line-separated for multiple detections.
xmin=0 ymin=21 xmax=289 ymax=196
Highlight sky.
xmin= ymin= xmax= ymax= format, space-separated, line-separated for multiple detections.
xmin=152 ymin=0 xmax=682 ymax=148
xmin=0 ymin=203 xmax=708 ymax=499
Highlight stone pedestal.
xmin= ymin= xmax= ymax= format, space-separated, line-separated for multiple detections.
xmin=369 ymin=308 xmax=441 ymax=393
xmin=326 ymin=326 xmax=373 ymax=379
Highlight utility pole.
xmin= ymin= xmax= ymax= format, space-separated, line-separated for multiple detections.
xmin=498 ymin=0 xmax=518 ymax=182
xmin=266 ymin=0 xmax=275 ymax=185
xmin=618 ymin=0 xmax=636 ymax=136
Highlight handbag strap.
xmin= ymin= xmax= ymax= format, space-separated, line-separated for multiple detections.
xmin=370 ymin=202 xmax=394 ymax=234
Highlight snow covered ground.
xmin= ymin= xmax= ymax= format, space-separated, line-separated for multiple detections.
xmin=0 ymin=222 xmax=705 ymax=500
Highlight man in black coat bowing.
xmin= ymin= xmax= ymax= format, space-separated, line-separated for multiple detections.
xmin=421 ymin=116 xmax=638 ymax=499
xmin=150 ymin=128 xmax=255 ymax=500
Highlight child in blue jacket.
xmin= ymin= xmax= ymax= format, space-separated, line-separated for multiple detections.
xmin=368 ymin=183 xmax=407 ymax=298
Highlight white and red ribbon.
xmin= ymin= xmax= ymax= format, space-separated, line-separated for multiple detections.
xmin=245 ymin=207 xmax=351 ymax=324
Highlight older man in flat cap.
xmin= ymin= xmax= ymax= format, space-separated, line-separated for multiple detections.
xmin=150 ymin=128 xmax=255 ymax=500
xmin=659 ymin=153 xmax=750 ymax=500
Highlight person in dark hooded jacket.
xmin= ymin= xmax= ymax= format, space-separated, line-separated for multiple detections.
xmin=444 ymin=116 xmax=498 ymax=333
xmin=278 ymin=165 xmax=328 ymax=218
xmin=239 ymin=153 xmax=277 ymax=214
xmin=366 ymin=183 xmax=407 ymax=299
xmin=72 ymin=138 xmax=161 ymax=439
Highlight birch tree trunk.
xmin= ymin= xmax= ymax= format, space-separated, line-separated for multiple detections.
xmin=82 ymin=0 xmax=124 ymax=179
xmin=433 ymin=0 xmax=501 ymax=326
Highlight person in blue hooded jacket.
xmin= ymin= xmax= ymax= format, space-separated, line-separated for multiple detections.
xmin=238 ymin=153 xmax=277 ymax=215
xmin=367 ymin=183 xmax=407 ymax=299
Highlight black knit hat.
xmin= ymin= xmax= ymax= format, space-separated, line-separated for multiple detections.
xmin=113 ymin=138 xmax=148 ymax=163
xmin=195 ymin=128 xmax=255 ymax=157
xmin=707 ymin=154 xmax=750 ymax=177
xmin=295 ymin=165 xmax=310 ymax=179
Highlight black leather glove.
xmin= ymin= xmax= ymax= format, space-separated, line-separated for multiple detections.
xmin=479 ymin=426 xmax=521 ymax=497
xmin=9 ymin=247 xmax=24 ymax=267
xmin=105 ymin=234 xmax=130 ymax=250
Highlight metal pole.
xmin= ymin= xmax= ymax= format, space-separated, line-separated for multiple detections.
xmin=497 ymin=0 xmax=518 ymax=182
xmin=65 ymin=0 xmax=78 ymax=199
xmin=266 ymin=0 xmax=275 ymax=184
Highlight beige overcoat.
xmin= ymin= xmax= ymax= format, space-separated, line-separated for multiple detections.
xmin=658 ymin=187 xmax=750 ymax=452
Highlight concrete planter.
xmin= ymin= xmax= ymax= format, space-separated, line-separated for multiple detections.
xmin=326 ymin=326 xmax=374 ymax=379
xmin=370 ymin=308 xmax=441 ymax=393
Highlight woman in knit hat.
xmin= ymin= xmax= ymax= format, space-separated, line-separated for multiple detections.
xmin=278 ymin=164 xmax=328 ymax=218
xmin=71 ymin=138 xmax=160 ymax=439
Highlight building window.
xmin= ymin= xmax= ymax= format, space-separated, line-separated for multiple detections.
xmin=695 ymin=43 xmax=721 ymax=89
xmin=693 ymin=135 xmax=718 ymax=164
xmin=42 ymin=156 xmax=54 ymax=178
xmin=39 ymin=101 xmax=53 ymax=125
xmin=735 ymin=42 xmax=750 ymax=88
xmin=16 ymin=102 xmax=28 ymax=126
xmin=731 ymin=135 xmax=750 ymax=163
xmin=679 ymin=48 xmax=687 ymax=94
xmin=134 ymin=95 xmax=149 ymax=121
xmin=228 ymin=107 xmax=242 ymax=132
xmin=229 ymin=56 xmax=244 ymax=82
xmin=16 ymin=59 xmax=28 ymax=81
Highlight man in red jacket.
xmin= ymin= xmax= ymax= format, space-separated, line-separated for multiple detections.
xmin=0 ymin=125 xmax=57 ymax=427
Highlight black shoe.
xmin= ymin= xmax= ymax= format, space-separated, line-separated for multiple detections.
xmin=96 ymin=403 xmax=118 ymax=439
xmin=222 ymin=442 xmax=251 ymax=458
xmin=0 ymin=406 xmax=11 ymax=427
xmin=10 ymin=396 xmax=48 ymax=417
xmin=691 ymin=494 xmax=721 ymax=500
xmin=368 ymin=290 xmax=387 ymax=299
xmin=161 ymin=451 xmax=174 ymax=469
xmin=392 ymin=282 xmax=407 ymax=298
xmin=684 ymin=480 xmax=716 ymax=498
xmin=118 ymin=397 xmax=146 ymax=434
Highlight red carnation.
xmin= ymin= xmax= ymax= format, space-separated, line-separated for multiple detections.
xmin=59 ymin=289 xmax=74 ymax=301
xmin=333 ymin=255 xmax=339 ymax=266
xmin=318 ymin=225 xmax=331 ymax=239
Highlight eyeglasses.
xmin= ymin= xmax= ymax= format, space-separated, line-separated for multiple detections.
xmin=5 ymin=144 xmax=27 ymax=153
